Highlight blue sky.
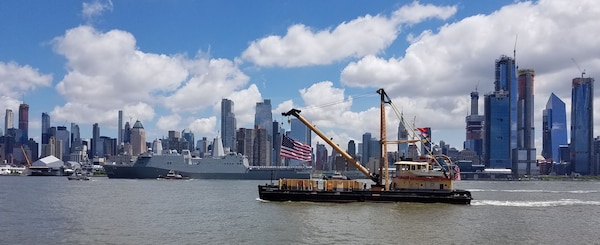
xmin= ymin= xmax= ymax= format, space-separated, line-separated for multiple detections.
xmin=0 ymin=0 xmax=598 ymax=153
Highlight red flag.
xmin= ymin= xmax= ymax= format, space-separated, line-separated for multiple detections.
xmin=281 ymin=135 xmax=312 ymax=162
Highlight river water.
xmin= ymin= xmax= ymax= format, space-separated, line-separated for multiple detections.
xmin=1 ymin=176 xmax=599 ymax=245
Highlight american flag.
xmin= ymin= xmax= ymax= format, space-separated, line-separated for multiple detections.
xmin=280 ymin=135 xmax=311 ymax=162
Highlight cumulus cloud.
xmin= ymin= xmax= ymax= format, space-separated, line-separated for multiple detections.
xmin=50 ymin=25 xmax=250 ymax=129
xmin=0 ymin=61 xmax=52 ymax=106
xmin=241 ymin=2 xmax=456 ymax=67
xmin=340 ymin=0 xmax=600 ymax=143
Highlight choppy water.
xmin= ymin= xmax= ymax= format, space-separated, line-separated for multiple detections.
xmin=1 ymin=177 xmax=599 ymax=245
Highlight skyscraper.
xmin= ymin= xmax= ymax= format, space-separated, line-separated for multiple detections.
xmin=542 ymin=93 xmax=567 ymax=163
xmin=41 ymin=112 xmax=50 ymax=144
xmin=362 ymin=132 xmax=372 ymax=165
xmin=56 ymin=126 xmax=70 ymax=161
xmin=516 ymin=69 xmax=536 ymax=176
xmin=130 ymin=120 xmax=147 ymax=156
xmin=570 ymin=76 xmax=594 ymax=175
xmin=4 ymin=109 xmax=13 ymax=135
xmin=221 ymin=99 xmax=236 ymax=152
xmin=287 ymin=118 xmax=311 ymax=166
xmin=494 ymin=55 xmax=517 ymax=165
xmin=254 ymin=99 xmax=273 ymax=138
xmin=465 ymin=89 xmax=484 ymax=158
xmin=397 ymin=114 xmax=409 ymax=158
xmin=71 ymin=123 xmax=82 ymax=152
xmin=92 ymin=123 xmax=100 ymax=157
xmin=484 ymin=90 xmax=511 ymax=169
xmin=118 ymin=110 xmax=123 ymax=146
xmin=182 ymin=128 xmax=195 ymax=150
xmin=18 ymin=103 xmax=29 ymax=144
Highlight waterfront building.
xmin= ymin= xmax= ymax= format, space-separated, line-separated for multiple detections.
xmin=484 ymin=90 xmax=511 ymax=169
xmin=130 ymin=120 xmax=147 ymax=156
xmin=221 ymin=99 xmax=236 ymax=153
xmin=542 ymin=93 xmax=567 ymax=164
xmin=515 ymin=69 xmax=536 ymax=176
xmin=18 ymin=103 xmax=29 ymax=144
xmin=4 ymin=109 xmax=13 ymax=135
xmin=570 ymin=76 xmax=594 ymax=175
xmin=464 ymin=89 xmax=484 ymax=158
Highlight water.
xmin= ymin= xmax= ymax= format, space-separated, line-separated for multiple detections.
xmin=1 ymin=177 xmax=599 ymax=245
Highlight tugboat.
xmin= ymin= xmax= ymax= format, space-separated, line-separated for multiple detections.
xmin=258 ymin=89 xmax=472 ymax=204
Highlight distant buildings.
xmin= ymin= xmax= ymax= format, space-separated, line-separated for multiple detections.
xmin=130 ymin=120 xmax=147 ymax=156
xmin=221 ymin=99 xmax=236 ymax=153
xmin=515 ymin=69 xmax=536 ymax=176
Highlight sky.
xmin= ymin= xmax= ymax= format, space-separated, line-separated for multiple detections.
xmin=0 ymin=0 xmax=598 ymax=155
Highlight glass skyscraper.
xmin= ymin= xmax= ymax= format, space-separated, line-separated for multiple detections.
xmin=542 ymin=93 xmax=567 ymax=163
xmin=484 ymin=90 xmax=511 ymax=169
xmin=515 ymin=69 xmax=536 ymax=176
xmin=220 ymin=99 xmax=236 ymax=153
xmin=570 ymin=77 xmax=594 ymax=175
xmin=495 ymin=55 xmax=517 ymax=153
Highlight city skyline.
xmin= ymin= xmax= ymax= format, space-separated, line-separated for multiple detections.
xmin=0 ymin=0 xmax=598 ymax=153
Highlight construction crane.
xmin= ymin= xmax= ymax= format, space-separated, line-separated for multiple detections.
xmin=20 ymin=145 xmax=31 ymax=167
xmin=571 ymin=58 xmax=586 ymax=78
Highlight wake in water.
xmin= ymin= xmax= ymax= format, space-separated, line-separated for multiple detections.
xmin=468 ymin=189 xmax=599 ymax=194
xmin=472 ymin=199 xmax=600 ymax=207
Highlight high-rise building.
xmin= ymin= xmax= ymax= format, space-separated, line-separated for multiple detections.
xmin=118 ymin=110 xmax=123 ymax=146
xmin=92 ymin=123 xmax=100 ymax=157
xmin=542 ymin=93 xmax=567 ymax=163
xmin=272 ymin=121 xmax=284 ymax=166
xmin=254 ymin=99 xmax=273 ymax=138
xmin=515 ymin=69 xmax=536 ymax=176
xmin=465 ymin=89 xmax=484 ymax=158
xmin=55 ymin=126 xmax=70 ymax=161
xmin=123 ymin=121 xmax=131 ymax=144
xmin=570 ymin=76 xmax=594 ymax=175
xmin=4 ymin=109 xmax=13 ymax=135
xmin=362 ymin=133 xmax=372 ymax=165
xmin=494 ymin=55 xmax=517 ymax=153
xmin=316 ymin=143 xmax=328 ymax=170
xmin=182 ymin=129 xmax=195 ymax=150
xmin=253 ymin=127 xmax=270 ymax=166
xmin=221 ymin=99 xmax=236 ymax=153
xmin=41 ymin=113 xmax=50 ymax=144
xmin=236 ymin=128 xmax=254 ymax=163
xmin=71 ymin=123 xmax=82 ymax=152
xmin=484 ymin=90 xmax=511 ymax=169
xmin=347 ymin=140 xmax=356 ymax=158
xmin=287 ymin=118 xmax=311 ymax=166
xmin=18 ymin=103 xmax=29 ymax=144
xmin=397 ymin=114 xmax=409 ymax=158
xmin=130 ymin=120 xmax=147 ymax=156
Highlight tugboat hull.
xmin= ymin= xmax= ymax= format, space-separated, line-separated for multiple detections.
xmin=258 ymin=185 xmax=472 ymax=205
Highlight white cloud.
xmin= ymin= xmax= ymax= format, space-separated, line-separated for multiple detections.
xmin=82 ymin=0 xmax=113 ymax=22
xmin=188 ymin=116 xmax=217 ymax=137
xmin=156 ymin=114 xmax=182 ymax=133
xmin=241 ymin=2 xmax=456 ymax=67
xmin=0 ymin=61 xmax=52 ymax=102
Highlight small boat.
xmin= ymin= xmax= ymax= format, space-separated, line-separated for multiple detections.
xmin=258 ymin=89 xmax=472 ymax=205
xmin=158 ymin=170 xmax=189 ymax=180
xmin=67 ymin=170 xmax=91 ymax=181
